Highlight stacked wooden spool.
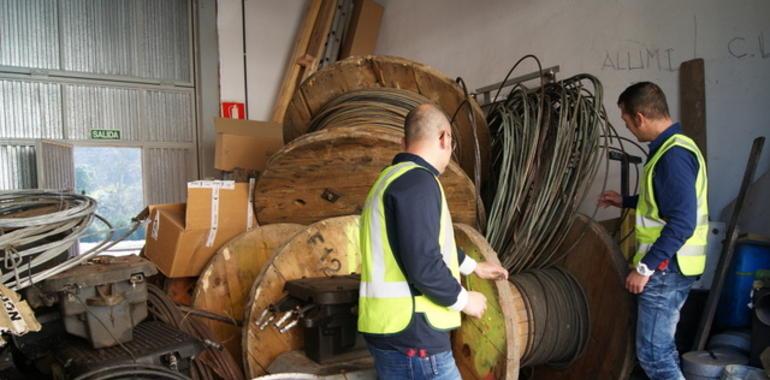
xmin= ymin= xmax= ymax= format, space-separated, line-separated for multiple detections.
xmin=189 ymin=56 xmax=635 ymax=380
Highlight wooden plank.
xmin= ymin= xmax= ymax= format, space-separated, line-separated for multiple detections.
xmin=282 ymin=55 xmax=490 ymax=185
xmin=300 ymin=0 xmax=339 ymax=82
xmin=680 ymin=58 xmax=707 ymax=160
xmin=253 ymin=125 xmax=478 ymax=227
xmin=270 ymin=0 xmax=323 ymax=123
xmin=453 ymin=224 xmax=519 ymax=380
xmin=242 ymin=216 xmax=361 ymax=378
xmin=533 ymin=214 xmax=635 ymax=380
xmin=192 ymin=224 xmax=304 ymax=369
xmin=338 ymin=0 xmax=383 ymax=59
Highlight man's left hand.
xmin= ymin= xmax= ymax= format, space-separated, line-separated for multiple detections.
xmin=474 ymin=262 xmax=509 ymax=280
xmin=625 ymin=271 xmax=651 ymax=294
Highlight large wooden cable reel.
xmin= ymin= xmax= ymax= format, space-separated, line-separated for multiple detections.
xmin=240 ymin=214 xmax=633 ymax=380
xmin=191 ymin=224 xmax=305 ymax=368
xmin=253 ymin=125 xmax=479 ymax=226
xmin=282 ymin=55 xmax=491 ymax=185
xmin=451 ymin=214 xmax=635 ymax=380
xmin=242 ymin=216 xmax=362 ymax=378
xmin=530 ymin=214 xmax=635 ymax=380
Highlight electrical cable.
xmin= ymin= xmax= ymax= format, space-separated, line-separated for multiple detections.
xmin=510 ymin=267 xmax=590 ymax=368
xmin=72 ymin=363 xmax=191 ymax=380
xmin=147 ymin=284 xmax=244 ymax=380
xmin=484 ymin=56 xmax=612 ymax=273
xmin=0 ymin=190 xmax=145 ymax=290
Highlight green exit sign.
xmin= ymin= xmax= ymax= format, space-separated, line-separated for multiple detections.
xmin=90 ymin=129 xmax=121 ymax=140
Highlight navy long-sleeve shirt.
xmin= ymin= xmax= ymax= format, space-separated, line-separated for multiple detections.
xmin=623 ymin=123 xmax=700 ymax=273
xmin=363 ymin=153 xmax=476 ymax=354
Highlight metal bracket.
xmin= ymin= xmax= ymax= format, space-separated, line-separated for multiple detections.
xmin=475 ymin=65 xmax=560 ymax=107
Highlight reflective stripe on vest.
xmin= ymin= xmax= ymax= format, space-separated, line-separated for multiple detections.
xmin=358 ymin=161 xmax=461 ymax=334
xmin=633 ymin=133 xmax=709 ymax=276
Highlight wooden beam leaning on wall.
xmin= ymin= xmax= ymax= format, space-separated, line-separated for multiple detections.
xmin=680 ymin=58 xmax=707 ymax=161
xmin=271 ymin=0 xmax=338 ymax=123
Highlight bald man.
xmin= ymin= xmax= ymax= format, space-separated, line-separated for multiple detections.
xmin=358 ymin=104 xmax=508 ymax=379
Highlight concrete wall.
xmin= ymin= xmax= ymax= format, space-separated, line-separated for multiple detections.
xmin=375 ymin=0 xmax=770 ymax=221
xmin=217 ymin=0 xmax=306 ymax=121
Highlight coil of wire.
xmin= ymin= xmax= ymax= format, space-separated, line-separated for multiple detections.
xmin=147 ymin=284 xmax=244 ymax=380
xmin=0 ymin=190 xmax=145 ymax=290
xmin=484 ymin=56 xmax=614 ymax=273
xmin=306 ymin=87 xmax=487 ymax=227
xmin=510 ymin=267 xmax=590 ymax=367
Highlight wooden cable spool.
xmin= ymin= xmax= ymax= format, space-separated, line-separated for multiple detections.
xmin=283 ymin=55 xmax=490 ymax=184
xmin=253 ymin=125 xmax=479 ymax=226
xmin=242 ymin=216 xmax=361 ymax=378
xmin=239 ymin=214 xmax=632 ymax=380
xmin=192 ymin=223 xmax=305 ymax=368
xmin=452 ymin=224 xmax=519 ymax=380
xmin=450 ymin=214 xmax=633 ymax=380
xmin=530 ymin=214 xmax=635 ymax=380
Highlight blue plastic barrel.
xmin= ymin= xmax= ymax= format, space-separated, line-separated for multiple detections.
xmin=716 ymin=236 xmax=770 ymax=328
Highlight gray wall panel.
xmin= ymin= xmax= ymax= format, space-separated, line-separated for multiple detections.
xmin=144 ymin=90 xmax=194 ymax=143
xmin=63 ymin=83 xmax=142 ymax=140
xmin=0 ymin=143 xmax=37 ymax=190
xmin=0 ymin=79 xmax=63 ymax=139
xmin=59 ymin=0 xmax=191 ymax=82
xmin=0 ymin=0 xmax=59 ymax=70
xmin=144 ymin=147 xmax=192 ymax=204
xmin=36 ymin=140 xmax=73 ymax=191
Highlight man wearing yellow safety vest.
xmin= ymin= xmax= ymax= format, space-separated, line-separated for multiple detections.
xmin=599 ymin=82 xmax=708 ymax=380
xmin=359 ymin=103 xmax=509 ymax=379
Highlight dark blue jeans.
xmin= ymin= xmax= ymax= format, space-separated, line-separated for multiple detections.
xmin=368 ymin=346 xmax=461 ymax=380
xmin=636 ymin=268 xmax=696 ymax=380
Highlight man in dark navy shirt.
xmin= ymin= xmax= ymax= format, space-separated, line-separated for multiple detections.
xmin=360 ymin=104 xmax=508 ymax=379
xmin=599 ymin=82 xmax=708 ymax=380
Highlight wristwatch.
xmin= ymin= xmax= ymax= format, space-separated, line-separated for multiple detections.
xmin=636 ymin=262 xmax=655 ymax=276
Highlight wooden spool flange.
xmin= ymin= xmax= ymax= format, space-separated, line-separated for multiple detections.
xmin=253 ymin=125 xmax=479 ymax=226
xmin=283 ymin=55 xmax=490 ymax=184
xmin=453 ymin=223 xmax=520 ymax=380
xmin=192 ymin=223 xmax=305 ymax=368
xmin=530 ymin=214 xmax=635 ymax=380
xmin=242 ymin=216 xmax=362 ymax=378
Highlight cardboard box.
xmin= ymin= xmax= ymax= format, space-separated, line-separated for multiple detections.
xmin=141 ymin=180 xmax=257 ymax=278
xmin=214 ymin=118 xmax=283 ymax=172
xmin=339 ymin=0 xmax=383 ymax=59
xmin=186 ymin=180 xmax=254 ymax=231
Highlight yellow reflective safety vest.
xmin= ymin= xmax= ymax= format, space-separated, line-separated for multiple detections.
xmin=633 ymin=133 xmax=709 ymax=276
xmin=358 ymin=161 xmax=462 ymax=334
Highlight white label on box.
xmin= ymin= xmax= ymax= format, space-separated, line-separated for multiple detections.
xmin=151 ymin=210 xmax=160 ymax=240
xmin=205 ymin=186 xmax=221 ymax=247
xmin=247 ymin=178 xmax=255 ymax=231
xmin=188 ymin=180 xmax=235 ymax=190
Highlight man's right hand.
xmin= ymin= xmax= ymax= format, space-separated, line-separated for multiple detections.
xmin=598 ymin=190 xmax=622 ymax=208
xmin=462 ymin=291 xmax=487 ymax=318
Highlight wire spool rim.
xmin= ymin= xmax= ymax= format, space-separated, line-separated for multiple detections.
xmin=282 ymin=55 xmax=490 ymax=185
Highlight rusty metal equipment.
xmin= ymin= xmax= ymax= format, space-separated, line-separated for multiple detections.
xmin=38 ymin=255 xmax=157 ymax=349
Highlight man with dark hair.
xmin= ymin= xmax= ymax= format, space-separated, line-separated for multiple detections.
xmin=599 ymin=82 xmax=709 ymax=380
xmin=359 ymin=103 xmax=508 ymax=379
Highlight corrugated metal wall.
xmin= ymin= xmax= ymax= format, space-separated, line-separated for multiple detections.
xmin=36 ymin=140 xmax=74 ymax=191
xmin=0 ymin=143 xmax=37 ymax=190
xmin=0 ymin=79 xmax=63 ymax=139
xmin=144 ymin=147 xmax=193 ymax=204
xmin=0 ymin=0 xmax=195 ymax=203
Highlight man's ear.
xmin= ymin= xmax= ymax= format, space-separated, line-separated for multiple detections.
xmin=634 ymin=112 xmax=645 ymax=128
